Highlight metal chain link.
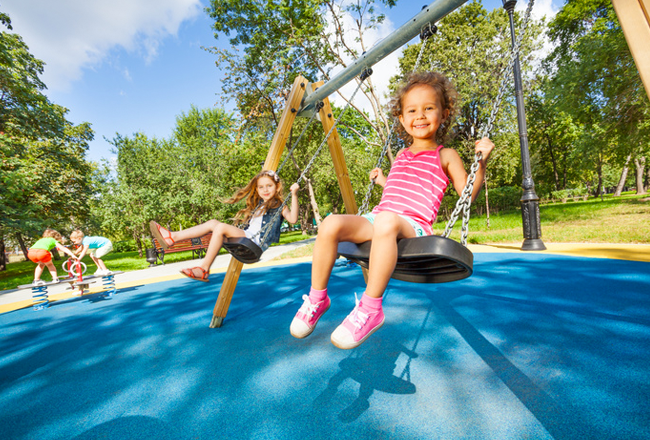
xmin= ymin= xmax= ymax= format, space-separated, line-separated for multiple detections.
xmin=358 ymin=27 xmax=433 ymax=215
xmin=277 ymin=103 xmax=322 ymax=175
xmin=443 ymin=0 xmax=535 ymax=245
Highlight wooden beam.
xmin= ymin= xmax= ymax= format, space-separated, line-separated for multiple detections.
xmin=209 ymin=76 xmax=308 ymax=328
xmin=312 ymin=81 xmax=359 ymax=215
xmin=612 ymin=0 xmax=650 ymax=100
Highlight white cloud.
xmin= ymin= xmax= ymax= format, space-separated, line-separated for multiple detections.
xmin=2 ymin=0 xmax=203 ymax=91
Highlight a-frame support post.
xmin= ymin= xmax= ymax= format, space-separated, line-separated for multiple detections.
xmin=311 ymin=81 xmax=358 ymax=215
xmin=611 ymin=0 xmax=650 ymax=100
xmin=209 ymin=76 xmax=308 ymax=328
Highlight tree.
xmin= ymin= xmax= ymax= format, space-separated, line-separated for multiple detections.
xmin=206 ymin=0 xmax=397 ymax=158
xmin=527 ymin=78 xmax=582 ymax=195
xmin=0 ymin=10 xmax=94 ymax=270
xmin=545 ymin=0 xmax=650 ymax=196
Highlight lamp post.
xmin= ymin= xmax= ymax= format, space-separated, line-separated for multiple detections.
xmin=502 ymin=0 xmax=546 ymax=251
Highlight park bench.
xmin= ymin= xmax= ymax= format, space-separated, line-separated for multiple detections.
xmin=150 ymin=233 xmax=212 ymax=265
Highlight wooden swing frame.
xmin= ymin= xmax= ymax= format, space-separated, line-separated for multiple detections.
xmin=209 ymin=77 xmax=358 ymax=328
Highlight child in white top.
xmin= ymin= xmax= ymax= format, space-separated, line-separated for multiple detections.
xmin=151 ymin=170 xmax=300 ymax=282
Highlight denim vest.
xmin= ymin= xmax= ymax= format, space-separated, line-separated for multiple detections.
xmin=248 ymin=206 xmax=283 ymax=251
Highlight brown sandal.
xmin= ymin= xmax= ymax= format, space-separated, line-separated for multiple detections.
xmin=180 ymin=267 xmax=209 ymax=282
xmin=150 ymin=221 xmax=175 ymax=250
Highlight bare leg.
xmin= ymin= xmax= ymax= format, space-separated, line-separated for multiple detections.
xmin=34 ymin=263 xmax=45 ymax=281
xmin=44 ymin=261 xmax=59 ymax=280
xmin=365 ymin=212 xmax=416 ymax=298
xmin=175 ymin=220 xmax=246 ymax=275
xmin=311 ymin=215 xmax=374 ymax=290
xmin=170 ymin=220 xmax=222 ymax=242
xmin=92 ymin=255 xmax=108 ymax=271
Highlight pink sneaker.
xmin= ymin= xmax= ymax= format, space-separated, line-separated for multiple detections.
xmin=290 ymin=294 xmax=331 ymax=338
xmin=330 ymin=298 xmax=384 ymax=349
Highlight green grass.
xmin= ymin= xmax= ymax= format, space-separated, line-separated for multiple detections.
xmin=434 ymin=192 xmax=650 ymax=244
xmin=0 ymin=230 xmax=315 ymax=291
xmin=2 ymin=197 xmax=648 ymax=290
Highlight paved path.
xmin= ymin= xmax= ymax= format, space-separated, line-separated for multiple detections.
xmin=0 ymin=238 xmax=317 ymax=312
xmin=3 ymin=240 xmax=648 ymax=313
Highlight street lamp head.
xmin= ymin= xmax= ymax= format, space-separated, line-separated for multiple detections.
xmin=502 ymin=0 xmax=517 ymax=12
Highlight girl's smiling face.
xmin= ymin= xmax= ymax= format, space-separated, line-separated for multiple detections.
xmin=399 ymin=84 xmax=448 ymax=144
xmin=256 ymin=176 xmax=278 ymax=202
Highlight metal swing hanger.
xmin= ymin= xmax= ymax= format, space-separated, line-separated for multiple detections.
xmin=222 ymin=70 xmax=373 ymax=264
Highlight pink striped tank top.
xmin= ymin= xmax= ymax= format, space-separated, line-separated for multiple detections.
xmin=372 ymin=145 xmax=449 ymax=235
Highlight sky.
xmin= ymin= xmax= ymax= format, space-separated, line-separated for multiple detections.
xmin=2 ymin=0 xmax=560 ymax=163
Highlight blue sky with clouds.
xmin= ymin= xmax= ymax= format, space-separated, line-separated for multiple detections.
xmin=3 ymin=0 xmax=559 ymax=163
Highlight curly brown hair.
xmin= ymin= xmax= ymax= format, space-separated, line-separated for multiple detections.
xmin=226 ymin=170 xmax=285 ymax=226
xmin=43 ymin=228 xmax=65 ymax=243
xmin=389 ymin=71 xmax=459 ymax=146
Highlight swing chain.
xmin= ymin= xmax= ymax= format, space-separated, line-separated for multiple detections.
xmin=443 ymin=0 xmax=535 ymax=243
xmin=358 ymin=27 xmax=433 ymax=215
xmin=239 ymin=102 xmax=325 ymax=234
xmin=277 ymin=101 xmax=324 ymax=175
xmin=443 ymin=152 xmax=481 ymax=245
xmin=256 ymin=73 xmax=370 ymax=248
xmin=481 ymin=0 xmax=534 ymax=139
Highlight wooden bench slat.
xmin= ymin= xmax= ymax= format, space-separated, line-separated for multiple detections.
xmin=150 ymin=233 xmax=212 ymax=265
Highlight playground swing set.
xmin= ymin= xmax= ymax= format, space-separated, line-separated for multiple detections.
xmin=209 ymin=0 xmax=650 ymax=329
xmin=210 ymin=0 xmax=535 ymax=328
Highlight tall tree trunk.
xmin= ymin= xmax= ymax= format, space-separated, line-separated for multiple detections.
xmin=305 ymin=177 xmax=322 ymax=226
xmin=0 ymin=237 xmax=6 ymax=271
xmin=547 ymin=136 xmax=560 ymax=190
xmin=134 ymin=230 xmax=143 ymax=258
xmin=634 ymin=157 xmax=647 ymax=194
xmin=596 ymin=158 xmax=604 ymax=201
xmin=614 ymin=154 xmax=632 ymax=196
xmin=16 ymin=233 xmax=29 ymax=261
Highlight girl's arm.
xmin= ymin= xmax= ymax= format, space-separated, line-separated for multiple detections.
xmin=56 ymin=243 xmax=79 ymax=260
xmin=369 ymin=148 xmax=405 ymax=187
xmin=76 ymin=245 xmax=90 ymax=260
xmin=442 ymin=137 xmax=494 ymax=202
xmin=282 ymin=183 xmax=300 ymax=224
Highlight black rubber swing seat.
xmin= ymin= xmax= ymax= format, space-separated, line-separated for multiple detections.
xmin=222 ymin=237 xmax=264 ymax=264
xmin=337 ymin=235 xmax=473 ymax=284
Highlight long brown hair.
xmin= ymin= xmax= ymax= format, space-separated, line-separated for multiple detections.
xmin=389 ymin=71 xmax=458 ymax=146
xmin=226 ymin=170 xmax=285 ymax=226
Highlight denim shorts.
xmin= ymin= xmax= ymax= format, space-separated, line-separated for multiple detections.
xmin=361 ymin=213 xmax=427 ymax=237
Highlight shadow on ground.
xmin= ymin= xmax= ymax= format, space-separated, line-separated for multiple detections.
xmin=0 ymin=254 xmax=648 ymax=439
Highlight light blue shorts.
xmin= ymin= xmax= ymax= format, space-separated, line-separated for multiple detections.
xmin=361 ymin=213 xmax=427 ymax=237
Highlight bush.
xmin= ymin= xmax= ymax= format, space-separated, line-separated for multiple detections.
xmin=436 ymin=185 xmax=522 ymax=222
xmin=112 ymin=240 xmax=138 ymax=253
xmin=550 ymin=187 xmax=588 ymax=203
xmin=551 ymin=189 xmax=571 ymax=202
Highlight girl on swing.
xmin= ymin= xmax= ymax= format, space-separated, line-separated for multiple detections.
xmin=290 ymin=71 xmax=495 ymax=349
xmin=150 ymin=170 xmax=300 ymax=282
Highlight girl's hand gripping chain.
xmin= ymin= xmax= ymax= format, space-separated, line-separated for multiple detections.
xmin=369 ymin=167 xmax=387 ymax=187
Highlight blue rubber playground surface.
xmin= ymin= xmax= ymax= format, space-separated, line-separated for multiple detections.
xmin=1 ymin=251 xmax=649 ymax=439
